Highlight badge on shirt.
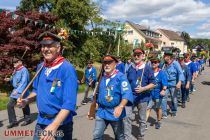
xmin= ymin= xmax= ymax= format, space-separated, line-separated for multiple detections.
xmin=136 ymin=77 xmax=141 ymax=85
xmin=105 ymin=86 xmax=113 ymax=102
xmin=122 ymin=81 xmax=128 ymax=87
xmin=50 ymin=79 xmax=59 ymax=93
xmin=57 ymin=80 xmax=61 ymax=87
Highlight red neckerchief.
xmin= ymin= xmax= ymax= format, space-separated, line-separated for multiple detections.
xmin=153 ymin=68 xmax=160 ymax=73
xmin=104 ymin=69 xmax=119 ymax=78
xmin=44 ymin=55 xmax=65 ymax=68
xmin=135 ymin=62 xmax=143 ymax=69
xmin=185 ymin=60 xmax=191 ymax=63
xmin=13 ymin=65 xmax=24 ymax=75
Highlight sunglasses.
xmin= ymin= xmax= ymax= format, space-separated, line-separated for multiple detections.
xmin=104 ymin=60 xmax=114 ymax=65
xmin=151 ymin=61 xmax=159 ymax=64
xmin=133 ymin=54 xmax=142 ymax=57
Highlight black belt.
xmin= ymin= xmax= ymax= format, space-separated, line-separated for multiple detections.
xmin=40 ymin=113 xmax=58 ymax=119
xmin=168 ymin=80 xmax=176 ymax=82
xmin=99 ymin=104 xmax=116 ymax=109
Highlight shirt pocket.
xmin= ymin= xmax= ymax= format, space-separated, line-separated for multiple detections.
xmin=15 ymin=75 xmax=22 ymax=86
xmin=53 ymin=80 xmax=63 ymax=101
xmin=47 ymin=77 xmax=63 ymax=102
xmin=167 ymin=69 xmax=177 ymax=80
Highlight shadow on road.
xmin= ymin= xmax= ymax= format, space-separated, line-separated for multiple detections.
xmin=17 ymin=112 xmax=38 ymax=124
xmin=0 ymin=121 xmax=3 ymax=127
xmin=201 ymin=81 xmax=210 ymax=85
xmin=104 ymin=134 xmax=114 ymax=140
xmin=147 ymin=116 xmax=156 ymax=126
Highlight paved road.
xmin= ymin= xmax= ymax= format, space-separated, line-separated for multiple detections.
xmin=1 ymin=67 xmax=210 ymax=140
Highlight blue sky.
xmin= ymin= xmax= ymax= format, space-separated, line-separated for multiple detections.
xmin=1 ymin=0 xmax=210 ymax=39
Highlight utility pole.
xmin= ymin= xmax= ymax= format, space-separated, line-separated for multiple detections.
xmin=117 ymin=35 xmax=120 ymax=56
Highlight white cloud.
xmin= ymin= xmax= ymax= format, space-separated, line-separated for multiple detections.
xmin=193 ymin=31 xmax=210 ymax=39
xmin=101 ymin=0 xmax=210 ymax=38
xmin=198 ymin=20 xmax=210 ymax=31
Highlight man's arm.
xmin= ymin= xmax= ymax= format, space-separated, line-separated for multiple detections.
xmin=17 ymin=92 xmax=36 ymax=107
xmin=114 ymin=99 xmax=128 ymax=118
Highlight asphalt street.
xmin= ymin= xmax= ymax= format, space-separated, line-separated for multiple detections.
xmin=0 ymin=66 xmax=210 ymax=140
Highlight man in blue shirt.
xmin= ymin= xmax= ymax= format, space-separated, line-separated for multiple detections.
xmin=116 ymin=56 xmax=125 ymax=74
xmin=124 ymin=57 xmax=133 ymax=75
xmin=184 ymin=53 xmax=197 ymax=95
xmin=178 ymin=54 xmax=191 ymax=108
xmin=81 ymin=60 xmax=97 ymax=105
xmin=162 ymin=51 xmax=184 ymax=118
xmin=146 ymin=57 xmax=168 ymax=129
xmin=4 ymin=56 xmax=31 ymax=128
xmin=93 ymin=55 xmax=133 ymax=140
xmin=17 ymin=32 xmax=78 ymax=140
xmin=124 ymin=48 xmax=156 ymax=140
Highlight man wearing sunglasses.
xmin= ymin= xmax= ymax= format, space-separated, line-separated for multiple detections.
xmin=4 ymin=56 xmax=31 ymax=128
xmin=124 ymin=48 xmax=156 ymax=140
xmin=93 ymin=55 xmax=133 ymax=140
xmin=146 ymin=57 xmax=168 ymax=129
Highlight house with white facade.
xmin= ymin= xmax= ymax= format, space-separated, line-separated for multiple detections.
xmin=123 ymin=21 xmax=161 ymax=49
xmin=156 ymin=29 xmax=187 ymax=53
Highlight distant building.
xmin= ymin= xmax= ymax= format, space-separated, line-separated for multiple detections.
xmin=156 ymin=29 xmax=187 ymax=53
xmin=192 ymin=44 xmax=208 ymax=54
xmin=123 ymin=21 xmax=161 ymax=49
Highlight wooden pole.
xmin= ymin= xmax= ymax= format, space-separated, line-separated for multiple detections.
xmin=19 ymin=64 xmax=44 ymax=100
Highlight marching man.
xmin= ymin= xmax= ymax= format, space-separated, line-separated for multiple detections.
xmin=17 ymin=32 xmax=78 ymax=140
xmin=124 ymin=48 xmax=156 ymax=140
xmin=4 ymin=56 xmax=31 ymax=128
xmin=93 ymin=55 xmax=133 ymax=140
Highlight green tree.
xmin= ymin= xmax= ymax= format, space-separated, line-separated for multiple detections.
xmin=181 ymin=31 xmax=191 ymax=48
xmin=19 ymin=0 xmax=107 ymax=68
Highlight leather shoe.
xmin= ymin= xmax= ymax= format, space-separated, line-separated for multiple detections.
xmin=21 ymin=120 xmax=31 ymax=126
xmin=7 ymin=122 xmax=18 ymax=129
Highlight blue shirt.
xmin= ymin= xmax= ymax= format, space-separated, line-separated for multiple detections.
xmin=199 ymin=59 xmax=205 ymax=65
xmin=32 ymin=60 xmax=78 ymax=125
xmin=10 ymin=66 xmax=30 ymax=99
xmin=116 ymin=62 xmax=125 ymax=74
xmin=150 ymin=70 xmax=168 ymax=99
xmin=164 ymin=60 xmax=184 ymax=87
xmin=96 ymin=72 xmax=133 ymax=121
xmin=185 ymin=61 xmax=197 ymax=75
xmin=127 ymin=63 xmax=156 ymax=103
xmin=195 ymin=61 xmax=200 ymax=71
xmin=85 ymin=66 xmax=97 ymax=85
xmin=125 ymin=62 xmax=133 ymax=73
xmin=181 ymin=64 xmax=192 ymax=85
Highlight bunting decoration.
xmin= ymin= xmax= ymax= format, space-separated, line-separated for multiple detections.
xmin=0 ymin=8 xmax=116 ymax=37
